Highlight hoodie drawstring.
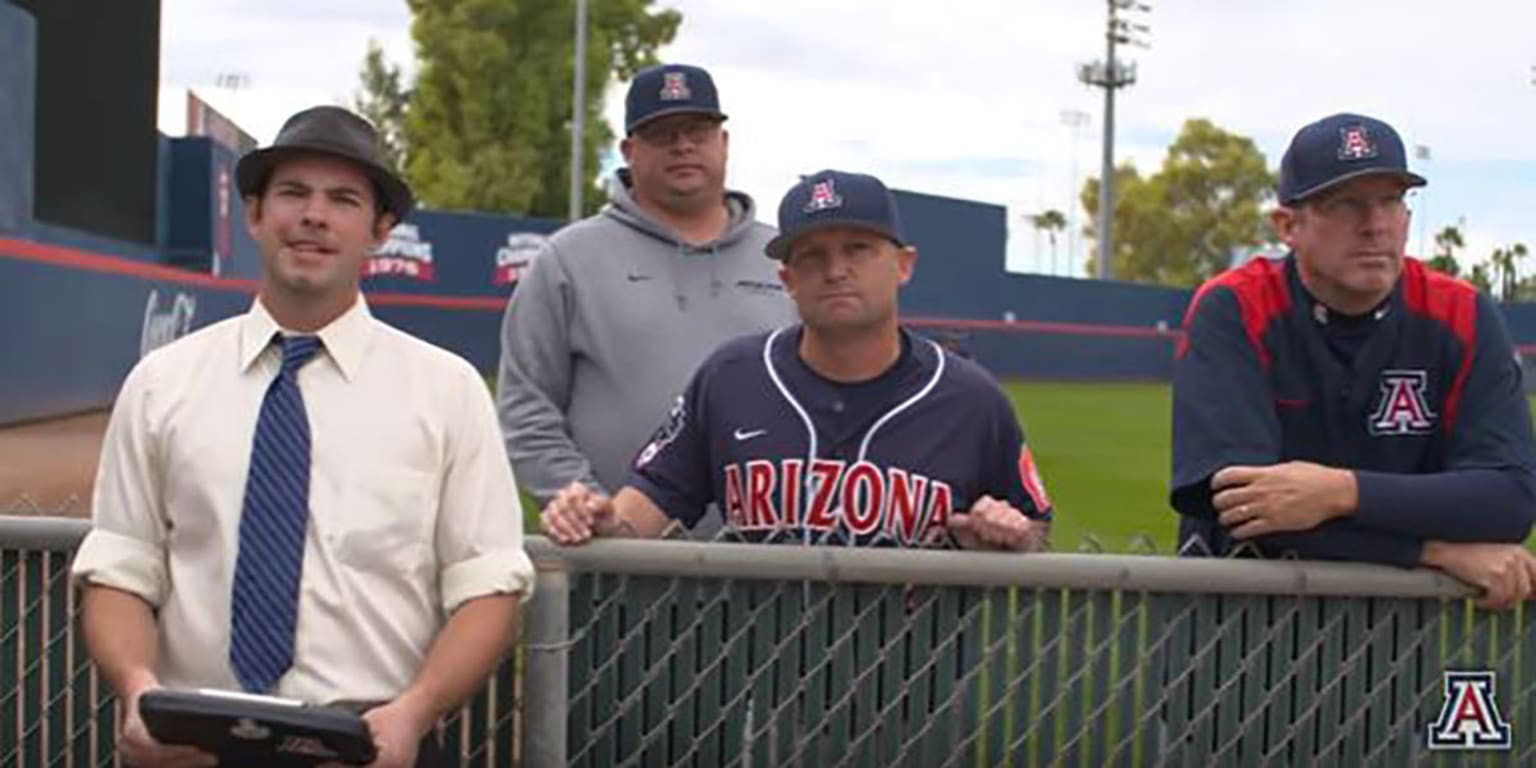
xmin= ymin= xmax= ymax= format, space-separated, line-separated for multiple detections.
xmin=709 ymin=244 xmax=723 ymax=298
xmin=671 ymin=242 xmax=688 ymax=311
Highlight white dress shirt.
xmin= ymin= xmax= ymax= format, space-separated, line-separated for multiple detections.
xmin=71 ymin=296 xmax=535 ymax=704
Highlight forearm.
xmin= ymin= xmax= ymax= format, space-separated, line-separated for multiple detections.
xmin=497 ymin=277 xmax=600 ymax=506
xmin=501 ymin=400 xmax=604 ymax=504
xmin=397 ymin=594 xmax=521 ymax=720
xmin=81 ymin=585 xmax=161 ymax=699
xmin=597 ymin=487 xmax=675 ymax=539
xmin=1350 ymin=468 xmax=1535 ymax=542
xmin=1255 ymin=522 xmax=1423 ymax=567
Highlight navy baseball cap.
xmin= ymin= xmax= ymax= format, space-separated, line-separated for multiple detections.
xmin=1277 ymin=113 xmax=1426 ymax=205
xmin=765 ymin=170 xmax=907 ymax=261
xmin=624 ymin=63 xmax=727 ymax=134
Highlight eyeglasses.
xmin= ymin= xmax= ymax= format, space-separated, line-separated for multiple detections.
xmin=633 ymin=118 xmax=720 ymax=147
xmin=1310 ymin=190 xmax=1414 ymax=222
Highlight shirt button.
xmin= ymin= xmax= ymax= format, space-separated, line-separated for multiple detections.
xmin=831 ymin=400 xmax=845 ymax=413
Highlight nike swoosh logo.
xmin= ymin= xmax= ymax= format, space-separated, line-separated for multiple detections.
xmin=733 ymin=428 xmax=767 ymax=441
xmin=626 ymin=273 xmax=652 ymax=282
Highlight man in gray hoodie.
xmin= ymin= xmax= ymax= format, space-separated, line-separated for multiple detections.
xmin=497 ymin=63 xmax=795 ymax=506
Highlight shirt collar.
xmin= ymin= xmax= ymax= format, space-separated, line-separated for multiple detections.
xmin=239 ymin=295 xmax=375 ymax=380
xmin=1285 ymin=254 xmax=1396 ymax=327
xmin=777 ymin=325 xmax=921 ymax=385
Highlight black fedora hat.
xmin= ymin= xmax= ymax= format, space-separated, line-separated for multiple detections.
xmin=236 ymin=105 xmax=414 ymax=221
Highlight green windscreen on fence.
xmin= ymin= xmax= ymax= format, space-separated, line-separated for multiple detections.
xmin=560 ymin=572 xmax=1533 ymax=767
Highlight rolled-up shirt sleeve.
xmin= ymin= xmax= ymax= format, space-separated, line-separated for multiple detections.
xmin=438 ymin=363 xmax=536 ymax=614
xmin=70 ymin=360 xmax=171 ymax=606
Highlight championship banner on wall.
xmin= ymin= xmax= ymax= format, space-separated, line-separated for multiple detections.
xmin=366 ymin=223 xmax=436 ymax=281
xmin=492 ymin=232 xmax=548 ymax=287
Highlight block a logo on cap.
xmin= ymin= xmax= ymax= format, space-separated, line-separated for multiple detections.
xmin=659 ymin=72 xmax=692 ymax=101
xmin=1338 ymin=124 xmax=1379 ymax=161
xmin=803 ymin=179 xmax=843 ymax=213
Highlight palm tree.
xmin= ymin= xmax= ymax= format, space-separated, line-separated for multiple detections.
xmin=1510 ymin=243 xmax=1529 ymax=300
xmin=1425 ymin=225 xmax=1464 ymax=277
xmin=1031 ymin=209 xmax=1068 ymax=271
xmin=1490 ymin=245 xmax=1524 ymax=302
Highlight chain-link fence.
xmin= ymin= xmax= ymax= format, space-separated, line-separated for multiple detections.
xmin=531 ymin=538 xmax=1526 ymax=768
xmin=4 ymin=512 xmax=1531 ymax=767
xmin=0 ymin=514 xmax=524 ymax=768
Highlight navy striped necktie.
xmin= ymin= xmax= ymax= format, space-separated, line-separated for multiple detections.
xmin=230 ymin=334 xmax=322 ymax=694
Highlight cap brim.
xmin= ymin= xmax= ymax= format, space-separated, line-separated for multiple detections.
xmin=236 ymin=145 xmax=414 ymax=221
xmin=1283 ymin=168 xmax=1427 ymax=205
xmin=625 ymin=108 xmax=728 ymax=134
xmin=765 ymin=219 xmax=905 ymax=260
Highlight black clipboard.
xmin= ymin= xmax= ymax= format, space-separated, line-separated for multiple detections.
xmin=139 ymin=688 xmax=377 ymax=767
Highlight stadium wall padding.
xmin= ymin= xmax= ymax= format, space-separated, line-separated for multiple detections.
xmin=0 ymin=3 xmax=35 ymax=234
xmin=0 ymin=240 xmax=253 ymax=425
xmin=6 ymin=185 xmax=1536 ymax=425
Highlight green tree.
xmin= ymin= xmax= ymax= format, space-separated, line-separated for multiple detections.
xmin=1488 ymin=244 xmax=1529 ymax=301
xmin=353 ymin=39 xmax=410 ymax=176
xmin=1424 ymin=224 xmax=1464 ymax=277
xmin=1467 ymin=263 xmax=1494 ymax=294
xmin=1081 ymin=118 xmax=1276 ymax=287
xmin=404 ymin=0 xmax=680 ymax=217
xmin=1031 ymin=209 xmax=1067 ymax=266
xmin=1491 ymin=243 xmax=1530 ymax=301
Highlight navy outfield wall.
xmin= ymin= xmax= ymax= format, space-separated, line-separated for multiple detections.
xmin=893 ymin=189 xmax=1187 ymax=378
xmin=0 ymin=1 xmax=36 ymax=234
xmin=8 ymin=178 xmax=1536 ymax=424
xmin=0 ymin=235 xmax=513 ymax=426
xmin=0 ymin=238 xmax=254 ymax=425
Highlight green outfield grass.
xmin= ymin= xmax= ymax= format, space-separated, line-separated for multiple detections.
xmin=1003 ymin=381 xmax=1176 ymax=554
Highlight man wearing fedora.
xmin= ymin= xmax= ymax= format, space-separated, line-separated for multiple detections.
xmin=1171 ymin=112 xmax=1536 ymax=610
xmin=72 ymin=105 xmax=534 ymax=767
xmin=496 ymin=63 xmax=795 ymax=516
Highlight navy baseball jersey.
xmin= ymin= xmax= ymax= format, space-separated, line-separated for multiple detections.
xmin=629 ymin=327 xmax=1053 ymax=546
xmin=1172 ymin=255 xmax=1536 ymax=564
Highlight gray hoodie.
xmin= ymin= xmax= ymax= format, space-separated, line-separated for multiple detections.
xmin=497 ymin=178 xmax=796 ymax=504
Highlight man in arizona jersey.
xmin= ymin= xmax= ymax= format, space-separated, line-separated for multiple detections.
xmin=543 ymin=170 xmax=1052 ymax=551
xmin=1172 ymin=113 xmax=1536 ymax=609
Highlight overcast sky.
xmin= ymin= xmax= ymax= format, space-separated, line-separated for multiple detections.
xmin=158 ymin=0 xmax=1536 ymax=278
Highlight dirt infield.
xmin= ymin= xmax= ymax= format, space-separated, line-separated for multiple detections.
xmin=0 ymin=410 xmax=106 ymax=517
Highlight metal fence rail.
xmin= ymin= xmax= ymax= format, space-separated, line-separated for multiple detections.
xmin=3 ymin=515 xmax=1529 ymax=767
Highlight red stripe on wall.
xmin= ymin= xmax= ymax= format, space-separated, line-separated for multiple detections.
xmin=365 ymin=293 xmax=506 ymax=311
xmin=905 ymin=316 xmax=1181 ymax=339
xmin=0 ymin=235 xmax=1190 ymax=331
xmin=0 ymin=236 xmax=506 ymax=312
xmin=0 ymin=236 xmax=259 ymax=290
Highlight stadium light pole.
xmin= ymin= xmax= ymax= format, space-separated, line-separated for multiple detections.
xmin=1078 ymin=0 xmax=1150 ymax=281
xmin=568 ymin=0 xmax=589 ymax=221
xmin=1060 ymin=109 xmax=1091 ymax=276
